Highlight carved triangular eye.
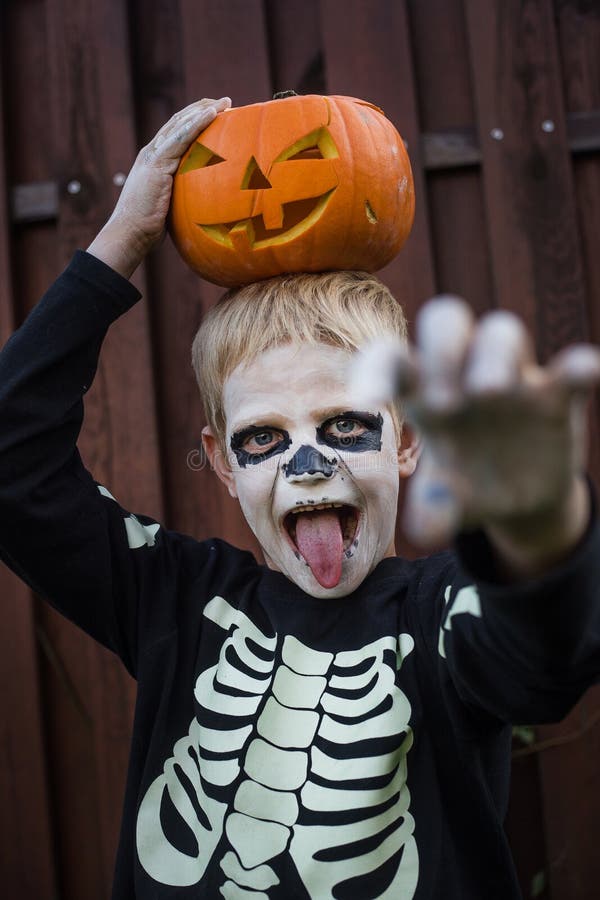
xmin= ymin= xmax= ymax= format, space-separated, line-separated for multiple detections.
xmin=179 ymin=143 xmax=225 ymax=174
xmin=274 ymin=127 xmax=339 ymax=163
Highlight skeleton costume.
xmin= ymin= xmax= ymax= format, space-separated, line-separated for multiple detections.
xmin=1 ymin=251 xmax=599 ymax=900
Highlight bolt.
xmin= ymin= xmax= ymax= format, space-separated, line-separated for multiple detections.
xmin=541 ymin=119 xmax=555 ymax=133
xmin=490 ymin=128 xmax=504 ymax=141
xmin=113 ymin=172 xmax=126 ymax=187
xmin=67 ymin=179 xmax=82 ymax=195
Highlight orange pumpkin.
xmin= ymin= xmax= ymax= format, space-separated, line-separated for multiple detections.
xmin=169 ymin=93 xmax=415 ymax=287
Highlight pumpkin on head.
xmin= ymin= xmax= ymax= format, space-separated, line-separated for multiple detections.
xmin=169 ymin=93 xmax=415 ymax=287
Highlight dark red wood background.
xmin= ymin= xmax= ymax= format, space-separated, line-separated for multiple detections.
xmin=1 ymin=1 xmax=599 ymax=897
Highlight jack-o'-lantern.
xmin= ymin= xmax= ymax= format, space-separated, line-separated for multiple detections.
xmin=169 ymin=92 xmax=415 ymax=287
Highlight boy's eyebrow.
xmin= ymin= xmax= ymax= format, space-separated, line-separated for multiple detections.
xmin=230 ymin=407 xmax=384 ymax=435
xmin=229 ymin=413 xmax=291 ymax=434
xmin=316 ymin=407 xmax=382 ymax=420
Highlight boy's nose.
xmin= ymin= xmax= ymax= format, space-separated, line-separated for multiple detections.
xmin=283 ymin=444 xmax=337 ymax=480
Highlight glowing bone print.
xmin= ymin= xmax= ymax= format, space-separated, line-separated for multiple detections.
xmin=136 ymin=596 xmax=419 ymax=898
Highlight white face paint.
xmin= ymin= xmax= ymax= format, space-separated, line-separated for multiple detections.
xmin=219 ymin=343 xmax=411 ymax=598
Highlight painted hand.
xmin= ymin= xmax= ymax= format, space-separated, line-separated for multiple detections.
xmin=353 ymin=297 xmax=600 ymax=565
xmin=88 ymin=97 xmax=231 ymax=277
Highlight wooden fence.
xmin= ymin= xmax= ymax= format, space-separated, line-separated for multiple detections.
xmin=1 ymin=1 xmax=599 ymax=897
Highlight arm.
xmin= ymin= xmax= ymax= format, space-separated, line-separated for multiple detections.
xmin=440 ymin=503 xmax=600 ymax=724
xmin=0 ymin=98 xmax=230 ymax=671
xmin=0 ymin=252 xmax=144 ymax=666
xmin=87 ymin=96 xmax=231 ymax=278
xmin=371 ymin=297 xmax=600 ymax=575
xmin=358 ymin=297 xmax=600 ymax=720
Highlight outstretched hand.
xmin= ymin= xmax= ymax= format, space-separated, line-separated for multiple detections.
xmin=354 ymin=297 xmax=600 ymax=575
xmin=87 ymin=97 xmax=231 ymax=278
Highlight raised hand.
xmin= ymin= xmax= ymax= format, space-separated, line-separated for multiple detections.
xmin=87 ymin=97 xmax=231 ymax=278
xmin=354 ymin=296 xmax=600 ymax=575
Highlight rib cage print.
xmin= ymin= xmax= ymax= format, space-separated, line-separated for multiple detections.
xmin=136 ymin=596 xmax=419 ymax=898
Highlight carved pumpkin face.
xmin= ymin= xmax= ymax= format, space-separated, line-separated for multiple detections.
xmin=169 ymin=94 xmax=415 ymax=287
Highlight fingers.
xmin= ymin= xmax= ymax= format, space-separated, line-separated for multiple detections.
xmin=350 ymin=301 xmax=540 ymax=417
xmin=402 ymin=299 xmax=600 ymax=548
xmin=404 ymin=302 xmax=539 ymax=547
xmin=415 ymin=296 xmax=474 ymax=410
xmin=548 ymin=344 xmax=600 ymax=393
xmin=144 ymin=97 xmax=232 ymax=163
xmin=348 ymin=337 xmax=415 ymax=407
xmin=464 ymin=310 xmax=534 ymax=394
xmin=549 ymin=344 xmax=600 ymax=472
xmin=414 ymin=300 xmax=538 ymax=412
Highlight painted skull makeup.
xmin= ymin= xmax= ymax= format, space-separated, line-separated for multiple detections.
xmin=215 ymin=343 xmax=415 ymax=598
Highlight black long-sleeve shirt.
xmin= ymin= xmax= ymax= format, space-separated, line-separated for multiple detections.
xmin=1 ymin=251 xmax=599 ymax=899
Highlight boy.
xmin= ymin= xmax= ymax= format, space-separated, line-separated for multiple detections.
xmin=1 ymin=98 xmax=599 ymax=899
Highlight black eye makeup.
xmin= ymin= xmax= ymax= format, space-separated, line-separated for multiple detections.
xmin=230 ymin=425 xmax=292 ymax=468
xmin=316 ymin=411 xmax=383 ymax=452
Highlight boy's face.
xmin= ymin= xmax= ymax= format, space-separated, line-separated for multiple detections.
xmin=208 ymin=343 xmax=416 ymax=598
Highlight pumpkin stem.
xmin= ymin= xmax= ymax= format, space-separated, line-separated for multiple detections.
xmin=273 ymin=90 xmax=298 ymax=100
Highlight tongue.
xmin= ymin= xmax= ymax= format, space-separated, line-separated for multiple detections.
xmin=295 ymin=509 xmax=344 ymax=589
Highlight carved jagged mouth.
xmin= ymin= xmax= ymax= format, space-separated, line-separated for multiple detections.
xmin=197 ymin=189 xmax=335 ymax=250
xmin=283 ymin=503 xmax=360 ymax=554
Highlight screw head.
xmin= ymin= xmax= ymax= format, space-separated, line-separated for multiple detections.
xmin=490 ymin=127 xmax=504 ymax=141
xmin=67 ymin=179 xmax=82 ymax=195
xmin=541 ymin=119 xmax=555 ymax=133
xmin=113 ymin=172 xmax=126 ymax=187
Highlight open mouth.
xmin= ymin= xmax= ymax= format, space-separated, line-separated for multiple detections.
xmin=282 ymin=503 xmax=360 ymax=589
xmin=198 ymin=190 xmax=335 ymax=251
xmin=284 ymin=503 xmax=359 ymax=551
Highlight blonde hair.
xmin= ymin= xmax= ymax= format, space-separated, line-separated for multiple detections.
xmin=192 ymin=270 xmax=408 ymax=452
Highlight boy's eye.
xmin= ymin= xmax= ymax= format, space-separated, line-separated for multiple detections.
xmin=242 ymin=429 xmax=284 ymax=454
xmin=323 ymin=418 xmax=368 ymax=446
xmin=254 ymin=431 xmax=274 ymax=446
xmin=317 ymin=411 xmax=384 ymax=453
xmin=231 ymin=424 xmax=292 ymax=467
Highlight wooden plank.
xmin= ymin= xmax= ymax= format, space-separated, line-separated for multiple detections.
xmin=178 ymin=0 xmax=271 ymax=557
xmin=320 ymin=0 xmax=436 ymax=314
xmin=1 ymin=4 xmax=96 ymax=887
xmin=40 ymin=0 xmax=163 ymax=893
xmin=465 ymin=5 xmax=600 ymax=898
xmin=409 ymin=0 xmax=494 ymax=319
xmin=0 ymin=577 xmax=58 ymax=897
xmin=10 ymin=180 xmax=59 ymax=223
xmin=567 ymin=109 xmax=600 ymax=154
xmin=8 ymin=110 xmax=600 ymax=225
xmin=128 ymin=0 xmax=270 ymax=561
xmin=557 ymin=3 xmax=600 ymax=388
xmin=422 ymin=128 xmax=481 ymax=170
xmin=180 ymin=0 xmax=272 ymax=107
xmin=516 ymin=687 xmax=600 ymax=899
xmin=535 ymin=5 xmax=600 ymax=899
xmin=464 ymin=0 xmax=589 ymax=356
xmin=505 ymin=748 xmax=550 ymax=900
xmin=0 ymin=20 xmax=57 ymax=892
xmin=265 ymin=0 xmax=323 ymax=94
xmin=421 ymin=112 xmax=600 ymax=169
xmin=319 ymin=0 xmax=436 ymax=560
